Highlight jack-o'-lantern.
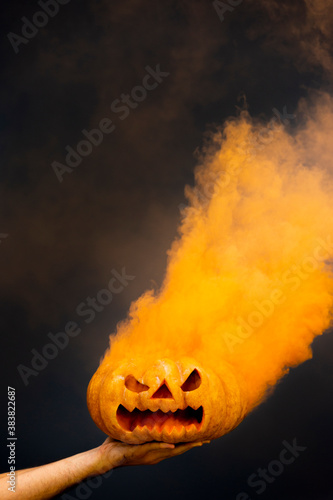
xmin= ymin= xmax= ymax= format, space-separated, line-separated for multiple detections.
xmin=87 ymin=356 xmax=248 ymax=444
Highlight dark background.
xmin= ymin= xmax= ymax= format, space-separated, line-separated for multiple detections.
xmin=1 ymin=1 xmax=332 ymax=499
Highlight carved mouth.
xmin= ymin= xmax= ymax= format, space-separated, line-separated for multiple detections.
xmin=117 ymin=405 xmax=203 ymax=432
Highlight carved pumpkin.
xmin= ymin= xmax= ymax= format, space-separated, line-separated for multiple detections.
xmin=87 ymin=356 xmax=248 ymax=444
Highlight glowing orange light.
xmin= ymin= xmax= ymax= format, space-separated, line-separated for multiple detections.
xmin=88 ymin=94 xmax=333 ymax=443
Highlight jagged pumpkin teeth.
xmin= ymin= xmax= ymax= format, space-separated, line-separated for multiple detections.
xmin=117 ymin=405 xmax=203 ymax=433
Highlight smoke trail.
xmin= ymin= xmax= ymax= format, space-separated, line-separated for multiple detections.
xmin=91 ymin=91 xmax=333 ymax=425
xmin=247 ymin=0 xmax=333 ymax=77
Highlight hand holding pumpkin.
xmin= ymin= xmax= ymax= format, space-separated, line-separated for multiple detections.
xmin=0 ymin=438 xmax=209 ymax=500
xmin=95 ymin=436 xmax=207 ymax=472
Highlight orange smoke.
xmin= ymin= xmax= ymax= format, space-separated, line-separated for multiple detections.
xmin=97 ymin=91 xmax=333 ymax=419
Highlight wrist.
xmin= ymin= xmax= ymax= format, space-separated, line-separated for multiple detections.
xmin=87 ymin=445 xmax=115 ymax=476
xmin=63 ymin=447 xmax=110 ymax=482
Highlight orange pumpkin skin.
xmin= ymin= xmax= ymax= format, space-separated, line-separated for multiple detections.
xmin=87 ymin=357 xmax=248 ymax=444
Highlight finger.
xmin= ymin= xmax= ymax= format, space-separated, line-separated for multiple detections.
xmin=130 ymin=441 xmax=175 ymax=456
xmin=144 ymin=442 xmax=188 ymax=457
xmin=159 ymin=443 xmax=175 ymax=449
xmin=175 ymin=441 xmax=203 ymax=449
xmin=144 ymin=444 xmax=201 ymax=464
xmin=164 ymin=441 xmax=203 ymax=456
xmin=143 ymin=442 xmax=175 ymax=450
xmin=149 ymin=441 xmax=198 ymax=452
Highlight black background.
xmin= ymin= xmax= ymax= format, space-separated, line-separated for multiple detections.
xmin=1 ymin=1 xmax=332 ymax=499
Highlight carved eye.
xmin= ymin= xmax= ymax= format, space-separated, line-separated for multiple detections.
xmin=181 ymin=369 xmax=201 ymax=391
xmin=125 ymin=375 xmax=149 ymax=393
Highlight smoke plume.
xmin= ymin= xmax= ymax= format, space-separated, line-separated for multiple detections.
xmin=99 ymin=91 xmax=333 ymax=415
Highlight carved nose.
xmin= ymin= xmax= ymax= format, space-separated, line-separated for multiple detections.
xmin=151 ymin=381 xmax=173 ymax=399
